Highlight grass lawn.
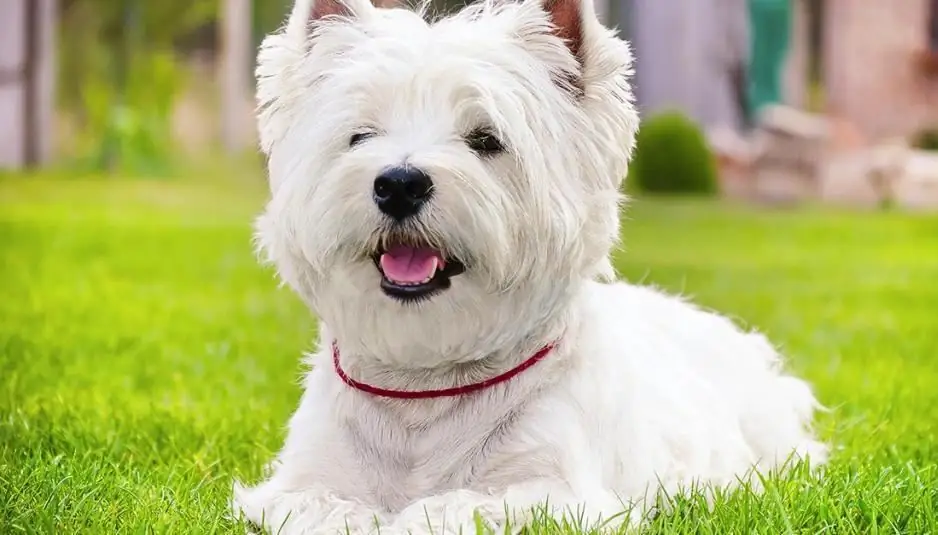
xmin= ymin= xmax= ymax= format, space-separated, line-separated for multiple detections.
xmin=2 ymin=173 xmax=937 ymax=534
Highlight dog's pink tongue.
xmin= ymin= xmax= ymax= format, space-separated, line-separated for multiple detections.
xmin=380 ymin=246 xmax=444 ymax=283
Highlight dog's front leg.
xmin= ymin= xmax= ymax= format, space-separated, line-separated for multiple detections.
xmin=233 ymin=475 xmax=389 ymax=535
xmin=387 ymin=479 xmax=633 ymax=534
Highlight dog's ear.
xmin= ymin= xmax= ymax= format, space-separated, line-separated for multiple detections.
xmin=257 ymin=0 xmax=391 ymax=158
xmin=523 ymin=0 xmax=632 ymax=100
xmin=308 ymin=0 xmax=357 ymax=20
xmin=542 ymin=0 xmax=584 ymax=66
xmin=285 ymin=0 xmax=391 ymax=42
xmin=526 ymin=0 xmax=601 ymax=96
xmin=307 ymin=0 xmax=398 ymax=20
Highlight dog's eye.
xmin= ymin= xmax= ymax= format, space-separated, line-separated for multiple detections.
xmin=350 ymin=131 xmax=376 ymax=147
xmin=465 ymin=128 xmax=505 ymax=156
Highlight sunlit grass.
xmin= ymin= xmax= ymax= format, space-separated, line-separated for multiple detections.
xmin=2 ymin=175 xmax=937 ymax=533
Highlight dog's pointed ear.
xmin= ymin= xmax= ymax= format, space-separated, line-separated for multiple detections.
xmin=308 ymin=0 xmax=398 ymax=20
xmin=286 ymin=0 xmax=391 ymax=41
xmin=542 ymin=0 xmax=585 ymax=65
xmin=528 ymin=0 xmax=603 ymax=96
xmin=309 ymin=0 xmax=356 ymax=20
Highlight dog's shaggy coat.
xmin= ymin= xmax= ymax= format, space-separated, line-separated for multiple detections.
xmin=233 ymin=0 xmax=827 ymax=532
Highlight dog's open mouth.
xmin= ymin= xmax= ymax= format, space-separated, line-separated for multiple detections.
xmin=372 ymin=243 xmax=465 ymax=302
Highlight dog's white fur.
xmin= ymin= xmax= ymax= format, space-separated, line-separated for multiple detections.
xmin=233 ymin=0 xmax=827 ymax=532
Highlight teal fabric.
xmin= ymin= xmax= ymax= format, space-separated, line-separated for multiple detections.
xmin=747 ymin=0 xmax=791 ymax=116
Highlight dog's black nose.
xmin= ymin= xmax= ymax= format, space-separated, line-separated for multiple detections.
xmin=373 ymin=167 xmax=433 ymax=221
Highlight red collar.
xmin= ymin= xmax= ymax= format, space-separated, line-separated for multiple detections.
xmin=332 ymin=341 xmax=555 ymax=399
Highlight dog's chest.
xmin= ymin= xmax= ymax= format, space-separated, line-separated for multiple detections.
xmin=344 ymin=400 xmax=522 ymax=512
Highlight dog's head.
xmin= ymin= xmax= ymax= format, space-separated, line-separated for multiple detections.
xmin=255 ymin=0 xmax=638 ymax=366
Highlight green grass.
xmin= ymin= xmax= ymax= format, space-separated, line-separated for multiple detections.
xmin=2 ymin=174 xmax=937 ymax=534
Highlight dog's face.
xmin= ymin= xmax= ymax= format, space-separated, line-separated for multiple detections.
xmin=255 ymin=0 xmax=638 ymax=365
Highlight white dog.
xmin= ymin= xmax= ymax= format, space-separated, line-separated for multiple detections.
xmin=233 ymin=0 xmax=827 ymax=532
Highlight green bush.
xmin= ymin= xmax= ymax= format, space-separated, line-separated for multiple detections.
xmin=628 ymin=111 xmax=719 ymax=195
xmin=912 ymin=128 xmax=938 ymax=151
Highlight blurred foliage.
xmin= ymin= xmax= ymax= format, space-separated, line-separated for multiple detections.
xmin=57 ymin=0 xmax=290 ymax=175
xmin=912 ymin=128 xmax=938 ymax=151
xmin=627 ymin=111 xmax=719 ymax=196
xmin=54 ymin=0 xmax=480 ymax=176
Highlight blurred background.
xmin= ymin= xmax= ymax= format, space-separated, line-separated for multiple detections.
xmin=1 ymin=0 xmax=937 ymax=202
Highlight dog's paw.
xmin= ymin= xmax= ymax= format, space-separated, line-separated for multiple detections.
xmin=232 ymin=480 xmax=389 ymax=535
xmin=387 ymin=489 xmax=517 ymax=535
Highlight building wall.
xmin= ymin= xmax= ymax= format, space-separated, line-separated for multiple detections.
xmin=824 ymin=0 xmax=938 ymax=141
xmin=624 ymin=0 xmax=750 ymax=130
xmin=0 ymin=0 xmax=56 ymax=169
xmin=0 ymin=0 xmax=27 ymax=168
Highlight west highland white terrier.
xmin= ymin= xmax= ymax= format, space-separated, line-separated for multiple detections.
xmin=233 ymin=0 xmax=828 ymax=532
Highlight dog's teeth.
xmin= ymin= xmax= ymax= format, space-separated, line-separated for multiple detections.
xmin=419 ymin=258 xmax=439 ymax=284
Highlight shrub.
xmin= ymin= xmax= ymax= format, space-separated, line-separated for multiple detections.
xmin=627 ymin=111 xmax=719 ymax=195
xmin=912 ymin=128 xmax=938 ymax=151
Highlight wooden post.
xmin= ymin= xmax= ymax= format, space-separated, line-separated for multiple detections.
xmin=782 ymin=0 xmax=809 ymax=110
xmin=34 ymin=0 xmax=57 ymax=165
xmin=219 ymin=0 xmax=253 ymax=154
xmin=23 ymin=0 xmax=40 ymax=166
